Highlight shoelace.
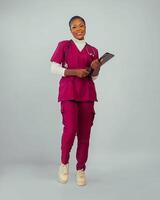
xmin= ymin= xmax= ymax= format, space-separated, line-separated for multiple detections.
xmin=77 ymin=170 xmax=85 ymax=178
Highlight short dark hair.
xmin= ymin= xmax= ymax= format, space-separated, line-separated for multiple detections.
xmin=69 ymin=16 xmax=86 ymax=28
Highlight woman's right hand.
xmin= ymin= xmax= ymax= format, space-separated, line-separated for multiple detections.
xmin=75 ymin=69 xmax=89 ymax=78
xmin=64 ymin=68 xmax=89 ymax=78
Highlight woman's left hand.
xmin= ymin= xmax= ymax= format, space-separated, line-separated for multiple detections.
xmin=91 ymin=59 xmax=101 ymax=70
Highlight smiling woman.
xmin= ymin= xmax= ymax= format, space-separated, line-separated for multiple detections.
xmin=50 ymin=15 xmax=101 ymax=186
xmin=69 ymin=16 xmax=86 ymax=40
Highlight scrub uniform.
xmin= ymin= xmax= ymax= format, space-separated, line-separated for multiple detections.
xmin=50 ymin=39 xmax=99 ymax=170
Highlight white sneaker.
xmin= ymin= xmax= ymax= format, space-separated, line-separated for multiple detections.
xmin=76 ymin=169 xmax=87 ymax=186
xmin=58 ymin=163 xmax=69 ymax=184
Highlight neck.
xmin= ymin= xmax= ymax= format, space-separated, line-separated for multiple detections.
xmin=72 ymin=37 xmax=85 ymax=43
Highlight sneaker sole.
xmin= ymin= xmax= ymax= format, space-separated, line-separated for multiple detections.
xmin=58 ymin=177 xmax=68 ymax=184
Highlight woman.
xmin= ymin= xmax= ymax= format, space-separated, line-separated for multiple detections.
xmin=50 ymin=16 xmax=101 ymax=186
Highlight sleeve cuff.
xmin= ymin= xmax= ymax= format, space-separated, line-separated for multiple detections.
xmin=51 ymin=62 xmax=65 ymax=76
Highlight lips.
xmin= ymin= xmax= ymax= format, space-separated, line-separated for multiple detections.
xmin=76 ymin=33 xmax=83 ymax=37
xmin=76 ymin=33 xmax=83 ymax=36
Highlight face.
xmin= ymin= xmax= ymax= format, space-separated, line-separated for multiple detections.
xmin=70 ymin=18 xmax=86 ymax=40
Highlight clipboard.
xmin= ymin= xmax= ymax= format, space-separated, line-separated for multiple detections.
xmin=99 ymin=52 xmax=115 ymax=65
xmin=87 ymin=52 xmax=115 ymax=76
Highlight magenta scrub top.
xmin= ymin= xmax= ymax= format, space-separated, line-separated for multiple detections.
xmin=50 ymin=40 xmax=99 ymax=102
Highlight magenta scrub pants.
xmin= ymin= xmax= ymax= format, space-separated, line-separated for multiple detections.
xmin=60 ymin=100 xmax=95 ymax=171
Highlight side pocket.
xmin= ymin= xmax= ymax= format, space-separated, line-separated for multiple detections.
xmin=91 ymin=106 xmax=96 ymax=126
xmin=60 ymin=102 xmax=65 ymax=125
xmin=60 ymin=102 xmax=64 ymax=113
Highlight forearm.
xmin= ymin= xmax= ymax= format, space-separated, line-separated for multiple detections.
xmin=51 ymin=62 xmax=89 ymax=78
xmin=64 ymin=69 xmax=78 ymax=76
xmin=50 ymin=62 xmax=78 ymax=77
xmin=91 ymin=68 xmax=100 ymax=77
xmin=90 ymin=58 xmax=101 ymax=77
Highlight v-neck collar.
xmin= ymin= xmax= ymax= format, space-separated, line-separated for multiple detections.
xmin=71 ymin=39 xmax=87 ymax=53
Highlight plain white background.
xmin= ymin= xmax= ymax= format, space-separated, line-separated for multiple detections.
xmin=0 ymin=0 xmax=160 ymax=199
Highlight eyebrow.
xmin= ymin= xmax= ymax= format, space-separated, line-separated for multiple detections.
xmin=71 ymin=23 xmax=85 ymax=27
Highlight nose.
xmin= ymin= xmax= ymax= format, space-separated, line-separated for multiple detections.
xmin=76 ymin=26 xmax=83 ymax=31
xmin=76 ymin=28 xmax=81 ymax=32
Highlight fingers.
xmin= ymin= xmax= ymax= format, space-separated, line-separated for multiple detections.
xmin=81 ymin=69 xmax=89 ymax=77
xmin=91 ymin=59 xmax=99 ymax=64
xmin=77 ymin=69 xmax=89 ymax=78
xmin=91 ymin=59 xmax=101 ymax=69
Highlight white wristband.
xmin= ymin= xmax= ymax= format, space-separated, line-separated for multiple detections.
xmin=92 ymin=75 xmax=98 ymax=80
